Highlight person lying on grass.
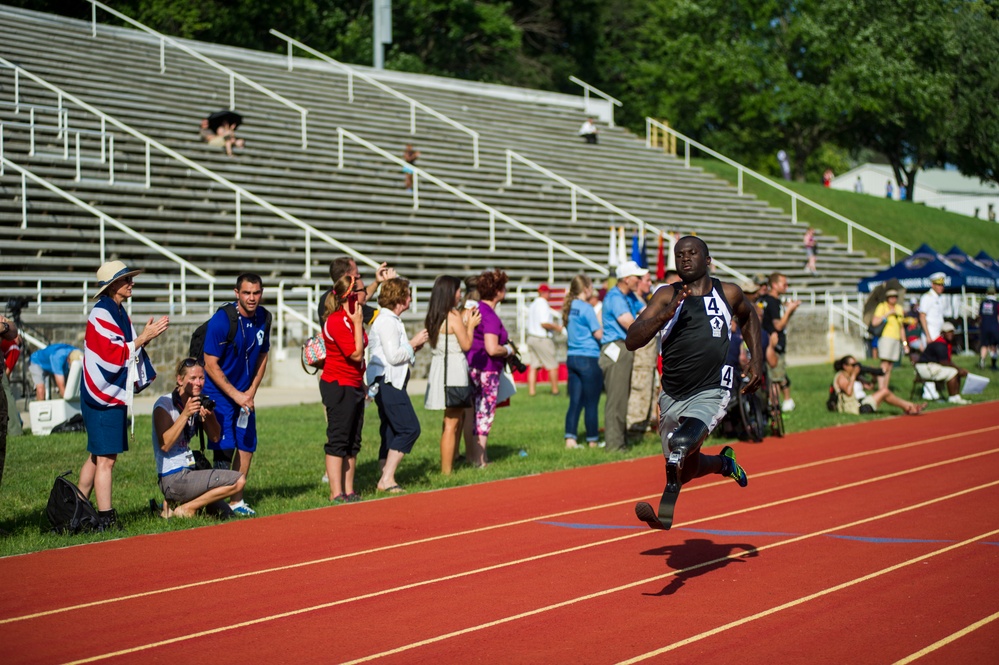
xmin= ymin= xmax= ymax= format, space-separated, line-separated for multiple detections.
xmin=832 ymin=355 xmax=925 ymax=416
xmin=151 ymin=358 xmax=245 ymax=518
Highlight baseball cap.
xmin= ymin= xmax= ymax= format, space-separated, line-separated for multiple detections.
xmin=753 ymin=273 xmax=769 ymax=286
xmin=740 ymin=280 xmax=760 ymax=294
xmin=930 ymin=272 xmax=946 ymax=285
xmin=941 ymin=322 xmax=955 ymax=333
xmin=885 ymin=289 xmax=899 ymax=297
xmin=616 ymin=260 xmax=649 ymax=279
xmin=538 ymin=283 xmax=550 ymax=292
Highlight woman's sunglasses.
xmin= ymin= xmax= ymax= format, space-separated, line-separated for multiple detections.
xmin=182 ymin=358 xmax=205 ymax=368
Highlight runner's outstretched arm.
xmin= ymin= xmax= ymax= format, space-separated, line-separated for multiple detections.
xmin=626 ymin=284 xmax=690 ymax=351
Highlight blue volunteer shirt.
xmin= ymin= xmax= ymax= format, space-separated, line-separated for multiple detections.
xmin=30 ymin=343 xmax=76 ymax=376
xmin=601 ymin=286 xmax=640 ymax=344
xmin=567 ymin=299 xmax=601 ymax=357
xmin=203 ymin=304 xmax=271 ymax=400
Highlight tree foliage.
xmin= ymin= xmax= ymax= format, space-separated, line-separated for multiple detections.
xmin=9 ymin=0 xmax=997 ymax=185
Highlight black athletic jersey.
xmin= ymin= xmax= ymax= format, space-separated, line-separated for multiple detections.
xmin=659 ymin=279 xmax=736 ymax=400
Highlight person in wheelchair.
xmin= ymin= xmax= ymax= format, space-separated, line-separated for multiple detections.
xmin=832 ymin=355 xmax=924 ymax=416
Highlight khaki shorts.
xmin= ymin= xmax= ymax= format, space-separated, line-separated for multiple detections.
xmin=768 ymin=353 xmax=789 ymax=386
xmin=159 ymin=467 xmax=242 ymax=504
xmin=915 ymin=363 xmax=958 ymax=383
xmin=878 ymin=337 xmax=903 ymax=363
xmin=525 ymin=336 xmax=558 ymax=370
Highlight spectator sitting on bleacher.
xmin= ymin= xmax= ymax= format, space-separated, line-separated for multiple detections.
xmin=915 ymin=322 xmax=971 ymax=405
xmin=403 ymin=144 xmax=420 ymax=190
xmin=578 ymin=118 xmax=599 ymax=144
xmin=199 ymin=118 xmax=244 ymax=158
xmin=29 ymin=343 xmax=82 ymax=401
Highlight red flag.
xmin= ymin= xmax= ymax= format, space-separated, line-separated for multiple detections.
xmin=656 ymin=232 xmax=665 ymax=281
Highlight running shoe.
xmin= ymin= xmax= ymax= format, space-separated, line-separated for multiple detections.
xmin=230 ymin=500 xmax=256 ymax=516
xmin=720 ymin=446 xmax=748 ymax=487
xmin=345 ymin=492 xmax=362 ymax=503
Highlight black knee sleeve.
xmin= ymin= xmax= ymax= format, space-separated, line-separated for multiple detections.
xmin=666 ymin=418 xmax=710 ymax=454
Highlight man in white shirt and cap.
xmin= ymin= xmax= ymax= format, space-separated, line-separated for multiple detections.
xmin=525 ymin=284 xmax=563 ymax=396
xmin=918 ymin=272 xmax=952 ymax=400
xmin=919 ymin=273 xmax=951 ymax=346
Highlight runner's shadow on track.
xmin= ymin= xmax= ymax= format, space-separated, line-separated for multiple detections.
xmin=640 ymin=538 xmax=758 ymax=596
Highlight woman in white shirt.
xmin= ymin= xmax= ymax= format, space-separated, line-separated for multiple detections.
xmin=367 ymin=278 xmax=428 ymax=493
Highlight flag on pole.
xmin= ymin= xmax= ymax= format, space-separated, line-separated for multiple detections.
xmin=656 ymin=232 xmax=665 ymax=280
xmin=608 ymin=226 xmax=618 ymax=267
xmin=618 ymin=226 xmax=627 ymax=266
xmin=640 ymin=233 xmax=648 ymax=268
xmin=631 ymin=231 xmax=642 ymax=266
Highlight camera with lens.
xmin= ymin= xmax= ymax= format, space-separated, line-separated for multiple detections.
xmin=858 ymin=364 xmax=885 ymax=379
xmin=507 ymin=353 xmax=527 ymax=374
xmin=6 ymin=296 xmax=29 ymax=323
xmin=198 ymin=395 xmax=216 ymax=412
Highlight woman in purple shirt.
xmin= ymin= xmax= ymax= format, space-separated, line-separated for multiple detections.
xmin=466 ymin=269 xmax=515 ymax=467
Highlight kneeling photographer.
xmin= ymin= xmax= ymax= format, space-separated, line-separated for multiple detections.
xmin=152 ymin=358 xmax=244 ymax=518
xmin=831 ymin=355 xmax=924 ymax=416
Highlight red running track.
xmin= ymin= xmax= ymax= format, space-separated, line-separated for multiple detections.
xmin=2 ymin=403 xmax=998 ymax=664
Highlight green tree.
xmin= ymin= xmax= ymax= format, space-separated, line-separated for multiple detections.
xmin=946 ymin=0 xmax=999 ymax=186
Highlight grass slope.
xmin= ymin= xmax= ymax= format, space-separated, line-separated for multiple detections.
xmin=2 ymin=356 xmax=995 ymax=557
xmin=691 ymin=158 xmax=999 ymax=265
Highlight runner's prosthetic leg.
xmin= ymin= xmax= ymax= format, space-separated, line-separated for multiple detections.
xmin=635 ymin=419 xmax=709 ymax=530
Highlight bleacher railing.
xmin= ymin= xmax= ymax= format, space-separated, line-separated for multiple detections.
xmin=0 ymin=58 xmax=380 ymax=280
xmin=86 ymin=0 xmax=309 ymax=148
xmin=645 ymin=118 xmax=911 ymax=264
xmin=337 ymin=127 xmax=607 ymax=283
xmin=568 ymin=76 xmax=622 ymax=127
xmin=269 ymin=30 xmax=479 ymax=169
xmin=504 ymin=149 xmax=750 ymax=283
xmin=2 ymin=156 xmax=216 ymax=316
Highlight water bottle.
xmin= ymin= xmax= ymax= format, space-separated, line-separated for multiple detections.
xmin=366 ymin=383 xmax=379 ymax=405
xmin=237 ymin=407 xmax=249 ymax=429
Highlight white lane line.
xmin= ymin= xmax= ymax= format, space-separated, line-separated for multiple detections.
xmin=3 ymin=424 xmax=995 ymax=627
xmin=618 ymin=528 xmax=999 ymax=664
xmin=61 ymin=475 xmax=999 ymax=664
xmin=892 ymin=609 xmax=999 ymax=664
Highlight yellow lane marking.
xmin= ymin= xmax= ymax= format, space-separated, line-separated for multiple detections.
xmin=892 ymin=609 xmax=999 ymax=664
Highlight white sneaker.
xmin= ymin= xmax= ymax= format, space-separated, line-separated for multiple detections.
xmin=781 ymin=398 xmax=796 ymax=412
xmin=947 ymin=395 xmax=971 ymax=405
xmin=922 ymin=383 xmax=941 ymax=401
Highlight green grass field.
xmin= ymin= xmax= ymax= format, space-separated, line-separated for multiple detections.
xmin=690 ymin=158 xmax=999 ymax=264
xmin=2 ymin=356 xmax=995 ymax=557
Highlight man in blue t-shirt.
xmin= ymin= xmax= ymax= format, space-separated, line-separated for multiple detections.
xmin=29 ymin=343 xmax=82 ymax=401
xmin=979 ymin=286 xmax=998 ymax=370
xmin=202 ymin=273 xmax=271 ymax=516
xmin=600 ymin=261 xmax=647 ymax=451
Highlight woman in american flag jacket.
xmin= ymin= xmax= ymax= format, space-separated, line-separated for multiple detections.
xmin=78 ymin=261 xmax=169 ymax=530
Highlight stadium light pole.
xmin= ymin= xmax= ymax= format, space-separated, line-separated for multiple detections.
xmin=373 ymin=0 xmax=392 ymax=70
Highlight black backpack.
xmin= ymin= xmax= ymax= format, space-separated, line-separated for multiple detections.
xmin=189 ymin=303 xmax=272 ymax=362
xmin=46 ymin=471 xmax=100 ymax=534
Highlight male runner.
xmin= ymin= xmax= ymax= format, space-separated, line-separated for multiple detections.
xmin=626 ymin=236 xmax=764 ymax=530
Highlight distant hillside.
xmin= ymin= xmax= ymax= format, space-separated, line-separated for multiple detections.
xmin=693 ymin=159 xmax=999 ymax=265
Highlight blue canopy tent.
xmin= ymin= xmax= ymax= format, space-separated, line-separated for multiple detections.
xmin=858 ymin=244 xmax=974 ymax=349
xmin=857 ymin=244 xmax=964 ymax=293
xmin=944 ymin=246 xmax=999 ymax=290
xmin=975 ymin=251 xmax=999 ymax=275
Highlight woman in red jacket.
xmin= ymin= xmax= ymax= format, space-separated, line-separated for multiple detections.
xmin=320 ymin=274 xmax=368 ymax=503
